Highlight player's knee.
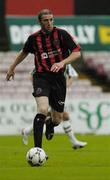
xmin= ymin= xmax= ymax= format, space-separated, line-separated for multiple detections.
xmin=38 ymin=107 xmax=48 ymax=116
xmin=63 ymin=111 xmax=69 ymax=121
xmin=53 ymin=113 xmax=63 ymax=124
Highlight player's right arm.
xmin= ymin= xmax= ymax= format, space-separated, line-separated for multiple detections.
xmin=6 ymin=50 xmax=29 ymax=81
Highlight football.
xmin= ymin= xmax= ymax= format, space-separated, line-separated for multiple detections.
xmin=26 ymin=147 xmax=47 ymax=166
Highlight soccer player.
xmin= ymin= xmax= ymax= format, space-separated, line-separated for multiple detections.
xmin=6 ymin=9 xmax=81 ymax=148
xmin=22 ymin=64 xmax=87 ymax=149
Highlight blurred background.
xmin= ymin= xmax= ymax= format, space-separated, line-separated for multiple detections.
xmin=0 ymin=0 xmax=110 ymax=135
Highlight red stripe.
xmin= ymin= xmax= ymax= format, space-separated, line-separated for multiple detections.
xmin=53 ymin=30 xmax=63 ymax=62
xmin=45 ymin=36 xmax=56 ymax=65
xmin=33 ymin=41 xmax=43 ymax=72
xmin=35 ymin=54 xmax=42 ymax=72
xmin=36 ymin=35 xmax=49 ymax=71
xmin=72 ymin=44 xmax=81 ymax=52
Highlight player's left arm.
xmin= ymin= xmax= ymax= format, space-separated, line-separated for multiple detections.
xmin=60 ymin=30 xmax=81 ymax=67
xmin=51 ymin=51 xmax=80 ymax=72
xmin=51 ymin=30 xmax=81 ymax=72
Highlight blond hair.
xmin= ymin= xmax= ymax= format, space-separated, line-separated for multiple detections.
xmin=38 ymin=9 xmax=53 ymax=21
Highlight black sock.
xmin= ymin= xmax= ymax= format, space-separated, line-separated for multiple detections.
xmin=46 ymin=117 xmax=59 ymax=127
xmin=33 ymin=113 xmax=46 ymax=148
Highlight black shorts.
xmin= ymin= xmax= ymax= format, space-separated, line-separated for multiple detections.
xmin=32 ymin=72 xmax=66 ymax=112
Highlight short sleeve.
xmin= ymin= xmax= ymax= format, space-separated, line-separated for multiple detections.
xmin=23 ymin=36 xmax=35 ymax=54
xmin=60 ymin=29 xmax=81 ymax=52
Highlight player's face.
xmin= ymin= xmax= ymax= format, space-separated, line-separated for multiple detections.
xmin=40 ymin=14 xmax=54 ymax=32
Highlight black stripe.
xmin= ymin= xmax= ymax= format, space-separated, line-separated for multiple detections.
xmin=57 ymin=29 xmax=69 ymax=59
xmin=57 ymin=30 xmax=64 ymax=59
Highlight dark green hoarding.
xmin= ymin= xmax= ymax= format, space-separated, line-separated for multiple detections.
xmin=6 ymin=16 xmax=110 ymax=51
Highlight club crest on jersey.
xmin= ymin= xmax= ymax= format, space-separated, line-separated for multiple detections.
xmin=41 ymin=53 xmax=48 ymax=59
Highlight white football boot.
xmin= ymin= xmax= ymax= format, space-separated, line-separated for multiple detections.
xmin=73 ymin=141 xmax=87 ymax=150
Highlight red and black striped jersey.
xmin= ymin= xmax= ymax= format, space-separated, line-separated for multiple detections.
xmin=23 ymin=27 xmax=81 ymax=73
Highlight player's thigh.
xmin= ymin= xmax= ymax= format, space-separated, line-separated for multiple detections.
xmin=35 ymin=96 xmax=49 ymax=115
xmin=50 ymin=75 xmax=66 ymax=112
xmin=32 ymin=73 xmax=50 ymax=97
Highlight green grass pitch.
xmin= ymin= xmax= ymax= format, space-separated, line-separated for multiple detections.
xmin=0 ymin=134 xmax=110 ymax=180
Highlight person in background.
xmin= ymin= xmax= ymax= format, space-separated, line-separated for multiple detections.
xmin=6 ymin=9 xmax=81 ymax=149
xmin=22 ymin=64 xmax=87 ymax=149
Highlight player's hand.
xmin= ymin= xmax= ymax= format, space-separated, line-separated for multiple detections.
xmin=6 ymin=68 xmax=15 ymax=81
xmin=50 ymin=61 xmax=65 ymax=72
